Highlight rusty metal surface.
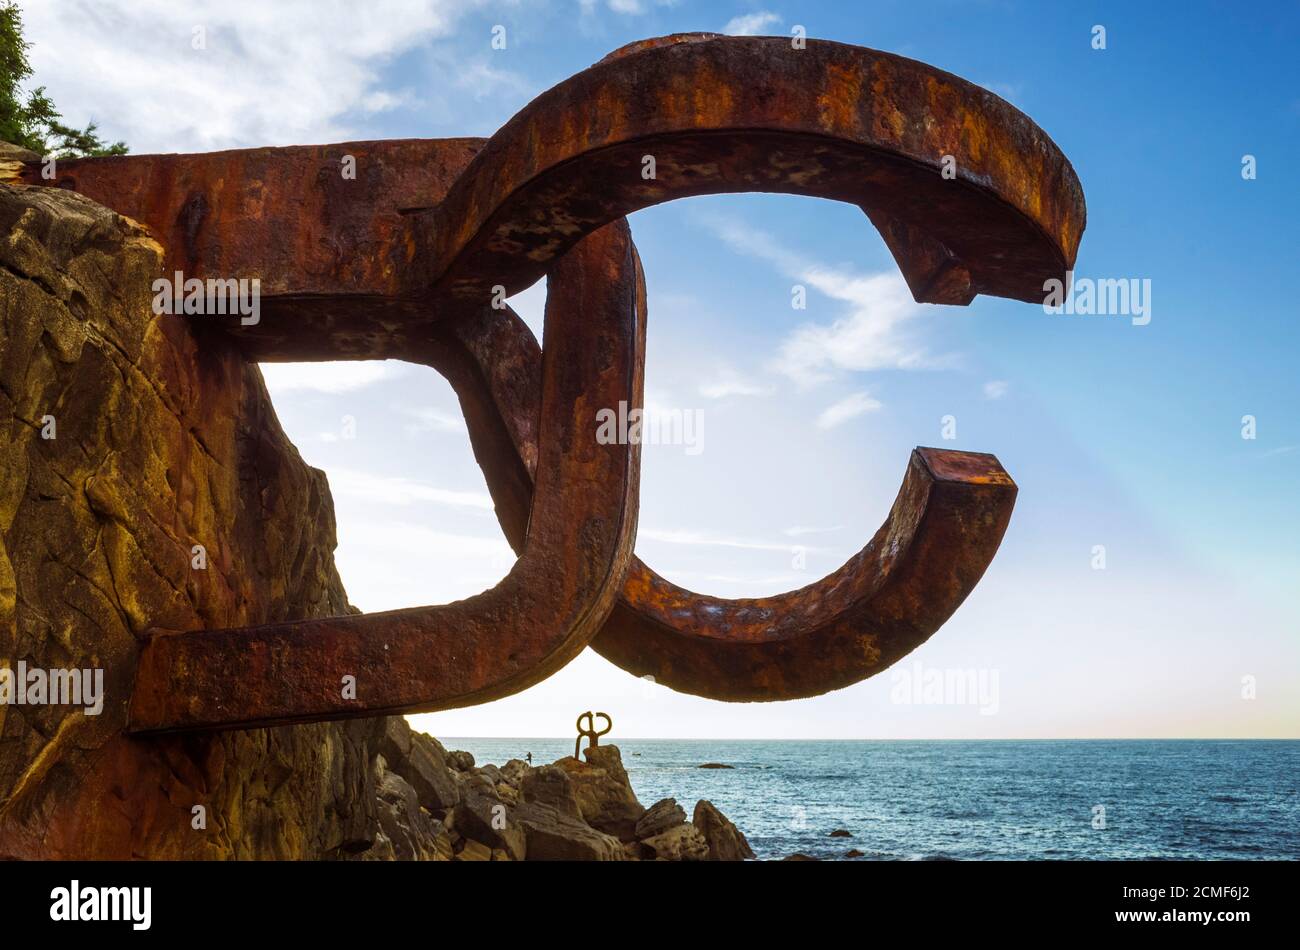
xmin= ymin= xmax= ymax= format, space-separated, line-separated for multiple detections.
xmin=21 ymin=139 xmax=485 ymax=360
xmin=419 ymin=33 xmax=1083 ymax=306
xmin=18 ymin=32 xmax=1082 ymax=731
xmin=421 ymin=304 xmax=1016 ymax=701
xmin=128 ymin=221 xmax=645 ymax=732
xmin=575 ymin=711 xmax=612 ymax=760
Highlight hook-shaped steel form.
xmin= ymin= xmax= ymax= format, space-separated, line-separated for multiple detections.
xmin=400 ymin=34 xmax=1076 ymax=700
xmin=22 ymin=33 xmax=1084 ymax=730
xmin=127 ymin=221 xmax=646 ymax=732
xmin=575 ymin=711 xmax=613 ymax=760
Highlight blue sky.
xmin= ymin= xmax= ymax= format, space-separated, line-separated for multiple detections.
xmin=25 ymin=1 xmax=1299 ymax=737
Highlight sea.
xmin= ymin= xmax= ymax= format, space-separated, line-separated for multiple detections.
xmin=441 ymin=738 xmax=1299 ymax=860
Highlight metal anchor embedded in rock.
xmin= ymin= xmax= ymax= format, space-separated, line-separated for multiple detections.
xmin=20 ymin=33 xmax=1084 ymax=733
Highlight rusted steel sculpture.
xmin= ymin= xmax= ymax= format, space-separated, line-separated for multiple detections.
xmin=21 ymin=34 xmax=1084 ymax=733
xmin=575 ymin=712 xmax=613 ymax=761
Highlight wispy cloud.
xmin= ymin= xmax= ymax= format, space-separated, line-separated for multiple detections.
xmin=640 ymin=527 xmax=804 ymax=553
xmin=783 ymin=525 xmax=844 ymax=537
xmin=699 ymin=215 xmax=950 ymax=386
xmin=816 ymin=391 xmax=883 ymax=429
xmin=699 ymin=364 xmax=767 ymax=399
xmin=259 ymin=361 xmax=405 ymax=395
xmin=724 ymin=12 xmax=782 ymax=35
xmin=22 ymin=1 xmax=489 ymax=153
xmin=400 ymin=405 xmax=468 ymax=435
xmin=983 ymin=380 xmax=1010 ymax=400
xmin=327 ymin=468 xmax=493 ymax=509
xmin=588 ymin=0 xmax=681 ymax=15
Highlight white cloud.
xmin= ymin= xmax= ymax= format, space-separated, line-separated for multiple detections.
xmin=401 ymin=406 xmax=468 ymax=434
xmin=584 ymin=0 xmax=681 ymax=16
xmin=698 ymin=364 xmax=767 ymax=399
xmin=327 ymin=468 xmax=493 ymax=509
xmin=783 ymin=525 xmax=844 ymax=537
xmin=816 ymin=391 xmax=883 ymax=429
xmin=724 ymin=12 xmax=782 ymax=36
xmin=983 ymin=380 xmax=1010 ymax=400
xmin=701 ymin=215 xmax=949 ymax=386
xmin=259 ymin=361 xmax=405 ymax=394
xmin=20 ymin=1 xmax=486 ymax=153
xmin=640 ymin=527 xmax=803 ymax=553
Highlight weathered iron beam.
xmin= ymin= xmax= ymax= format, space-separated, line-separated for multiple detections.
xmin=419 ymin=34 xmax=1084 ymax=306
xmin=127 ymin=221 xmax=645 ymax=732
xmin=18 ymin=32 xmax=1083 ymax=729
xmin=415 ymin=308 xmax=1016 ymax=701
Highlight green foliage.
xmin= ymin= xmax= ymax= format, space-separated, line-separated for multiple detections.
xmin=0 ymin=1 xmax=126 ymax=156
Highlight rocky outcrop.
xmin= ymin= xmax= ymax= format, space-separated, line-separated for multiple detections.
xmin=370 ymin=721 xmax=748 ymax=861
xmin=636 ymin=797 xmax=687 ymax=839
xmin=694 ymin=799 xmax=756 ymax=861
xmin=0 ymin=178 xmax=752 ymax=861
xmin=0 ymin=143 xmax=40 ymax=185
xmin=0 ymin=179 xmax=386 ymax=859
xmin=556 ymin=743 xmax=647 ymax=841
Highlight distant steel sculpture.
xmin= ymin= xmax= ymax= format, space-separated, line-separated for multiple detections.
xmin=23 ymin=33 xmax=1084 ymax=733
xmin=575 ymin=712 xmax=613 ymax=761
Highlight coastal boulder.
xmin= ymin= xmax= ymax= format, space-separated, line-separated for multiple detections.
xmin=370 ymin=756 xmax=450 ymax=861
xmin=693 ymin=800 xmax=755 ymax=861
xmin=556 ymin=744 xmax=645 ymax=841
xmin=447 ymin=750 xmax=476 ymax=772
xmin=522 ymin=764 xmax=584 ymax=820
xmin=515 ymin=802 xmax=625 ymax=861
xmin=452 ymin=774 xmax=526 ymax=860
xmin=635 ymin=798 xmax=687 ymax=839
xmin=639 ymin=823 xmax=709 ymax=861
xmin=0 ymin=181 xmax=402 ymax=860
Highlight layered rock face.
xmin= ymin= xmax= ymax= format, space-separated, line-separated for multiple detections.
xmin=0 ymin=180 xmax=751 ymax=860
xmin=0 ymin=180 xmax=381 ymax=858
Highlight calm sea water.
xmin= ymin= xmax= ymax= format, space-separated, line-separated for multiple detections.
xmin=441 ymin=738 xmax=1299 ymax=860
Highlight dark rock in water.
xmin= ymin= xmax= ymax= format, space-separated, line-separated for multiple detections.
xmin=698 ymin=763 xmax=735 ymax=769
xmin=845 ymin=849 xmax=865 ymax=858
xmin=693 ymin=800 xmax=755 ymax=861
xmin=829 ymin=828 xmax=853 ymax=838
xmin=783 ymin=852 xmax=820 ymax=861
xmin=636 ymin=798 xmax=687 ymax=839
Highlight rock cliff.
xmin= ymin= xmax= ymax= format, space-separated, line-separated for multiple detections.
xmin=0 ymin=178 xmax=750 ymax=860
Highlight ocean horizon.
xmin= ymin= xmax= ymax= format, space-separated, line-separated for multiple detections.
xmin=441 ymin=738 xmax=1300 ymax=861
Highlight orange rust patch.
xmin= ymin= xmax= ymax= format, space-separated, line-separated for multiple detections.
xmin=818 ymin=62 xmax=864 ymax=135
